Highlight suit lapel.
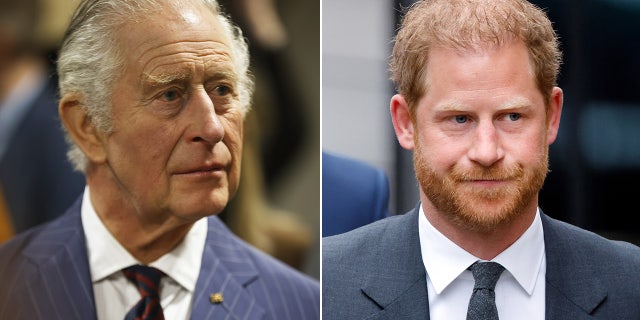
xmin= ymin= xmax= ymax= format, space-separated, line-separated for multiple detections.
xmin=22 ymin=198 xmax=96 ymax=319
xmin=23 ymin=199 xmax=266 ymax=319
xmin=356 ymin=209 xmax=609 ymax=319
xmin=361 ymin=207 xmax=430 ymax=320
xmin=541 ymin=213 xmax=606 ymax=319
xmin=191 ymin=217 xmax=265 ymax=320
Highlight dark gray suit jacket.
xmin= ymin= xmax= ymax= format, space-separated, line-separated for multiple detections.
xmin=0 ymin=197 xmax=320 ymax=319
xmin=322 ymin=206 xmax=640 ymax=319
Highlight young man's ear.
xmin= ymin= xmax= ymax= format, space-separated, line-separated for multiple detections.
xmin=546 ymin=87 xmax=563 ymax=145
xmin=58 ymin=94 xmax=108 ymax=165
xmin=390 ymin=94 xmax=415 ymax=150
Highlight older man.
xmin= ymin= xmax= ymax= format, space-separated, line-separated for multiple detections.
xmin=0 ymin=0 xmax=319 ymax=319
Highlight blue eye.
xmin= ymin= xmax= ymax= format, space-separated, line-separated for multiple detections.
xmin=161 ymin=89 xmax=180 ymax=102
xmin=507 ymin=113 xmax=521 ymax=121
xmin=214 ymin=85 xmax=232 ymax=96
xmin=454 ymin=115 xmax=468 ymax=123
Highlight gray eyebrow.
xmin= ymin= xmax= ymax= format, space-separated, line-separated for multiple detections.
xmin=141 ymin=72 xmax=190 ymax=86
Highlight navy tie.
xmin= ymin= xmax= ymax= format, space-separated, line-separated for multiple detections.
xmin=467 ymin=261 xmax=505 ymax=320
xmin=123 ymin=265 xmax=165 ymax=320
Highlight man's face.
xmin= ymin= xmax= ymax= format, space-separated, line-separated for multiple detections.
xmin=101 ymin=4 xmax=243 ymax=222
xmin=407 ymin=41 xmax=561 ymax=232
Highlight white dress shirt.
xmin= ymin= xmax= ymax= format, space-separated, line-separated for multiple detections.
xmin=81 ymin=187 xmax=207 ymax=320
xmin=418 ymin=206 xmax=546 ymax=320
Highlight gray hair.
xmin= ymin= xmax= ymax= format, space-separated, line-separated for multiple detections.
xmin=57 ymin=0 xmax=253 ymax=173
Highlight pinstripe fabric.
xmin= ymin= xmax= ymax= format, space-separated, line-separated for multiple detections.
xmin=191 ymin=217 xmax=320 ymax=320
xmin=0 ymin=197 xmax=96 ymax=319
xmin=0 ymin=196 xmax=320 ymax=320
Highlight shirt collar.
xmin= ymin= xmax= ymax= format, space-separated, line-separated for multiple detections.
xmin=81 ymin=186 xmax=207 ymax=292
xmin=418 ymin=205 xmax=545 ymax=295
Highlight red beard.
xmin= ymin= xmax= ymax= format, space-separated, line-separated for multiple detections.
xmin=413 ymin=143 xmax=548 ymax=233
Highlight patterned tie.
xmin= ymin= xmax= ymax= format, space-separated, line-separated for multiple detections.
xmin=467 ymin=261 xmax=505 ymax=320
xmin=123 ymin=265 xmax=166 ymax=320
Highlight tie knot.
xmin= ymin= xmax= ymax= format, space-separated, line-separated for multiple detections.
xmin=468 ymin=262 xmax=505 ymax=290
xmin=123 ymin=265 xmax=165 ymax=297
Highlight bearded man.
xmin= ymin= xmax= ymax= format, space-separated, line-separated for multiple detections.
xmin=322 ymin=0 xmax=640 ymax=319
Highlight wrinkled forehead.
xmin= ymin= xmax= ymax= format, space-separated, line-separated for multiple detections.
xmin=115 ymin=2 xmax=231 ymax=68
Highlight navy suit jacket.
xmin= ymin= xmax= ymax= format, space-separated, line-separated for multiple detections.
xmin=0 ymin=74 xmax=84 ymax=232
xmin=0 ymin=197 xmax=319 ymax=319
xmin=322 ymin=152 xmax=390 ymax=237
xmin=322 ymin=206 xmax=640 ymax=319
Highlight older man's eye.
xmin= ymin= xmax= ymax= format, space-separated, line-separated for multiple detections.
xmin=214 ymin=85 xmax=232 ymax=96
xmin=160 ymin=89 xmax=180 ymax=102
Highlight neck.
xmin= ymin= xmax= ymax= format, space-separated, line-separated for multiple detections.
xmin=105 ymin=214 xmax=193 ymax=265
xmin=87 ymin=172 xmax=194 ymax=264
xmin=421 ymin=194 xmax=538 ymax=260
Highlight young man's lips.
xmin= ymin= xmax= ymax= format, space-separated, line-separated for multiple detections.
xmin=465 ymin=179 xmax=509 ymax=186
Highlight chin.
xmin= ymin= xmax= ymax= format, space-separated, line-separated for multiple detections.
xmin=171 ymin=207 xmax=222 ymax=223
xmin=171 ymin=191 xmax=229 ymax=220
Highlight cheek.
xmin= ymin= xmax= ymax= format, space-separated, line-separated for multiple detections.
xmin=223 ymin=115 xmax=244 ymax=187
xmin=112 ymin=106 xmax=176 ymax=154
xmin=139 ymin=123 xmax=178 ymax=157
xmin=509 ymin=126 xmax=548 ymax=159
xmin=117 ymin=123 xmax=178 ymax=179
xmin=418 ymin=130 xmax=467 ymax=170
xmin=228 ymin=137 xmax=242 ymax=176
xmin=223 ymin=114 xmax=243 ymax=155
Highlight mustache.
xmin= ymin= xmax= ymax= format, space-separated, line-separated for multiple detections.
xmin=449 ymin=164 xmax=524 ymax=181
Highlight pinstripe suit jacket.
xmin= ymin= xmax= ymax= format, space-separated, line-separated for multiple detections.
xmin=0 ymin=197 xmax=319 ymax=319
xmin=322 ymin=206 xmax=640 ymax=319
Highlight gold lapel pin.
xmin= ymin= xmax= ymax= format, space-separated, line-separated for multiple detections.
xmin=210 ymin=292 xmax=224 ymax=304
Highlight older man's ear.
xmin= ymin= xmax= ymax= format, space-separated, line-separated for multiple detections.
xmin=58 ymin=94 xmax=108 ymax=166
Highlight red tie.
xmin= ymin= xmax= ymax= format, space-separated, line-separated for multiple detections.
xmin=122 ymin=265 xmax=165 ymax=320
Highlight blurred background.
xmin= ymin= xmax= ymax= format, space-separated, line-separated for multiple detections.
xmin=0 ymin=0 xmax=320 ymax=280
xmin=322 ymin=0 xmax=640 ymax=245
